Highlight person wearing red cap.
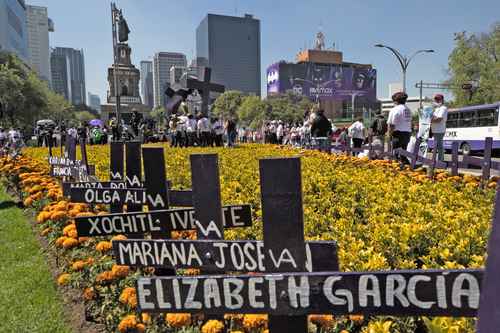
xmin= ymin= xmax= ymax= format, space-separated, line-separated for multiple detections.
xmin=431 ymin=94 xmax=448 ymax=161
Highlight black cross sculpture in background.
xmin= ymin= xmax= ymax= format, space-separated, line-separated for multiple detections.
xmin=187 ymin=67 xmax=225 ymax=116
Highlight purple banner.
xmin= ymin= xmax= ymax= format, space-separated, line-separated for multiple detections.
xmin=266 ymin=62 xmax=376 ymax=102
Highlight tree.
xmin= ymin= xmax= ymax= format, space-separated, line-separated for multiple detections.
xmin=212 ymin=90 xmax=244 ymax=120
xmin=448 ymin=23 xmax=500 ymax=106
xmin=0 ymin=63 xmax=25 ymax=124
xmin=265 ymin=92 xmax=313 ymax=124
xmin=74 ymin=111 xmax=95 ymax=123
xmin=237 ymin=96 xmax=267 ymax=129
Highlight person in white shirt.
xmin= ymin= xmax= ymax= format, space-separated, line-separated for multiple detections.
xmin=186 ymin=114 xmax=198 ymax=146
xmin=431 ymin=94 xmax=448 ymax=161
xmin=348 ymin=118 xmax=366 ymax=151
xmin=276 ymin=121 xmax=284 ymax=144
xmin=197 ymin=113 xmax=211 ymax=147
xmin=211 ymin=117 xmax=224 ymax=147
xmin=177 ymin=114 xmax=189 ymax=147
xmin=387 ymin=92 xmax=412 ymax=163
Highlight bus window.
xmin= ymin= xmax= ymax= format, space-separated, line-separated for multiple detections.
xmin=447 ymin=112 xmax=459 ymax=128
xmin=477 ymin=108 xmax=498 ymax=127
xmin=460 ymin=111 xmax=476 ymax=127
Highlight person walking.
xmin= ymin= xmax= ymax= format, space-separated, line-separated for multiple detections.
xmin=310 ymin=109 xmax=332 ymax=153
xmin=431 ymin=94 xmax=448 ymax=161
xmin=348 ymin=118 xmax=366 ymax=153
xmin=197 ymin=113 xmax=211 ymax=147
xmin=186 ymin=114 xmax=197 ymax=147
xmin=387 ymin=92 xmax=412 ymax=164
xmin=225 ymin=118 xmax=237 ymax=147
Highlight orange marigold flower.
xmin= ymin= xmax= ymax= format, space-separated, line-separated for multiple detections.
xmin=348 ymin=314 xmax=364 ymax=323
xmin=136 ymin=323 xmax=145 ymax=333
xmin=309 ymin=315 xmax=334 ymax=328
xmin=141 ymin=313 xmax=151 ymax=324
xmin=57 ymin=273 xmax=70 ymax=285
xmin=201 ymin=319 xmax=224 ymax=333
xmin=68 ymin=230 xmax=78 ymax=239
xmin=72 ymin=260 xmax=86 ymax=271
xmin=50 ymin=211 xmax=67 ymax=221
xmin=166 ymin=313 xmax=191 ymax=328
xmin=242 ymin=314 xmax=268 ymax=330
xmin=76 ymin=211 xmax=93 ymax=218
xmin=111 ymin=264 xmax=130 ymax=278
xmin=95 ymin=271 xmax=115 ymax=284
xmin=111 ymin=234 xmax=128 ymax=242
xmin=62 ymin=238 xmax=79 ymax=249
xmin=78 ymin=237 xmax=90 ymax=244
xmin=55 ymin=236 xmax=68 ymax=247
xmin=95 ymin=241 xmax=112 ymax=252
xmin=63 ymin=224 xmax=76 ymax=236
xmin=118 ymin=315 xmax=138 ymax=333
xmin=119 ymin=287 xmax=137 ymax=308
xmin=83 ymin=287 xmax=95 ymax=300
xmin=23 ymin=197 xmax=33 ymax=207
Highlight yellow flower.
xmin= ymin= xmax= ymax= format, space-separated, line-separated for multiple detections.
xmin=95 ymin=271 xmax=115 ymax=284
xmin=83 ymin=287 xmax=95 ymax=300
xmin=309 ymin=314 xmax=334 ymax=328
xmin=201 ymin=320 xmax=224 ymax=333
xmin=242 ymin=314 xmax=268 ymax=330
xmin=71 ymin=260 xmax=86 ymax=271
xmin=62 ymin=237 xmax=79 ymax=249
xmin=111 ymin=264 xmax=130 ymax=278
xmin=118 ymin=314 xmax=138 ymax=333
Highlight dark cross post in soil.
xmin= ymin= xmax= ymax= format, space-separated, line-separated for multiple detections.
xmin=450 ymin=141 xmax=460 ymax=176
xmin=477 ymin=183 xmax=500 ymax=332
xmin=80 ymin=137 xmax=89 ymax=173
xmin=481 ymin=137 xmax=493 ymax=187
xmin=142 ymin=146 xmax=175 ymax=276
xmin=67 ymin=136 xmax=77 ymax=161
xmin=187 ymin=67 xmax=225 ymax=116
xmin=410 ymin=138 xmax=421 ymax=170
xmin=125 ymin=141 xmax=142 ymax=213
xmin=110 ymin=141 xmax=124 ymax=213
xmin=190 ymin=154 xmax=224 ymax=261
xmin=260 ymin=157 xmax=308 ymax=333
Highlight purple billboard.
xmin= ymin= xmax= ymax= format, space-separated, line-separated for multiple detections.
xmin=267 ymin=62 xmax=377 ymax=102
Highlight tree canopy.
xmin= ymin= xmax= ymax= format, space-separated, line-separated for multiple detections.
xmin=448 ymin=23 xmax=500 ymax=106
xmin=0 ymin=52 xmax=72 ymax=130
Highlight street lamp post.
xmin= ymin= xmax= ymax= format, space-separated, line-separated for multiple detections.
xmin=111 ymin=3 xmax=122 ymax=136
xmin=375 ymin=44 xmax=434 ymax=93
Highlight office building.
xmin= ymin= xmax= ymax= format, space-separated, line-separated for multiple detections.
xmin=50 ymin=47 xmax=86 ymax=105
xmin=26 ymin=5 xmax=53 ymax=84
xmin=153 ymin=52 xmax=187 ymax=107
xmin=0 ymin=0 xmax=28 ymax=63
xmin=196 ymin=13 xmax=260 ymax=96
xmin=87 ymin=92 xmax=101 ymax=113
xmin=140 ymin=60 xmax=154 ymax=109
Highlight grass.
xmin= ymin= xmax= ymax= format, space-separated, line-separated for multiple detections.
xmin=0 ymin=187 xmax=72 ymax=333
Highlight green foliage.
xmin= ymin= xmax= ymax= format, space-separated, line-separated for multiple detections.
xmin=448 ymin=23 xmax=500 ymax=106
xmin=74 ymin=111 xmax=95 ymax=123
xmin=212 ymin=90 xmax=313 ymax=128
xmin=212 ymin=90 xmax=244 ymax=120
xmin=0 ymin=187 xmax=72 ymax=333
xmin=237 ymin=96 xmax=267 ymax=129
xmin=0 ymin=51 xmax=72 ymax=130
xmin=265 ymin=91 xmax=313 ymax=124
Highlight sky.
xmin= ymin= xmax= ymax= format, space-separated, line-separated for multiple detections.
xmin=29 ymin=0 xmax=500 ymax=104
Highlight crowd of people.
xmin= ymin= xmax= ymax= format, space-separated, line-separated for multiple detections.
xmin=0 ymin=126 xmax=25 ymax=158
xmin=25 ymin=92 xmax=448 ymax=164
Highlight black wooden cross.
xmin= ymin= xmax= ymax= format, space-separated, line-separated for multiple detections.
xmin=187 ymin=67 xmax=225 ymax=115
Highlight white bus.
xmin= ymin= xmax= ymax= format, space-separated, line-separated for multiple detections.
xmin=429 ymin=102 xmax=500 ymax=155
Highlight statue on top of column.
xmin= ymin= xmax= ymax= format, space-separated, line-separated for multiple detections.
xmin=118 ymin=10 xmax=130 ymax=43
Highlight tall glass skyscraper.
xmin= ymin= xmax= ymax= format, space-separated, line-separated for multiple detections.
xmin=196 ymin=13 xmax=261 ymax=96
xmin=153 ymin=52 xmax=187 ymax=108
xmin=140 ymin=60 xmax=154 ymax=109
xmin=50 ymin=47 xmax=86 ymax=105
xmin=0 ymin=0 xmax=29 ymax=63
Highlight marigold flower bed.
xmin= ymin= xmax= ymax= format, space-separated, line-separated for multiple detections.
xmin=0 ymin=144 xmax=492 ymax=332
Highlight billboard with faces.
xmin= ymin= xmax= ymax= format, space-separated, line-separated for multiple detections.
xmin=266 ymin=62 xmax=377 ymax=102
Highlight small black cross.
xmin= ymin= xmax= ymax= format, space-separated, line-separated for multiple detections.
xmin=187 ymin=67 xmax=225 ymax=116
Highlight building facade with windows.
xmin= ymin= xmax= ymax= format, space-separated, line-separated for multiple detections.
xmin=140 ymin=60 xmax=154 ymax=109
xmin=87 ymin=92 xmax=101 ymax=113
xmin=26 ymin=5 xmax=53 ymax=84
xmin=196 ymin=13 xmax=260 ymax=96
xmin=50 ymin=47 xmax=86 ymax=105
xmin=0 ymin=0 xmax=28 ymax=63
xmin=153 ymin=52 xmax=187 ymax=107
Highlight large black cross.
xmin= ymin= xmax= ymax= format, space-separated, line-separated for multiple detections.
xmin=187 ymin=67 xmax=225 ymax=115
